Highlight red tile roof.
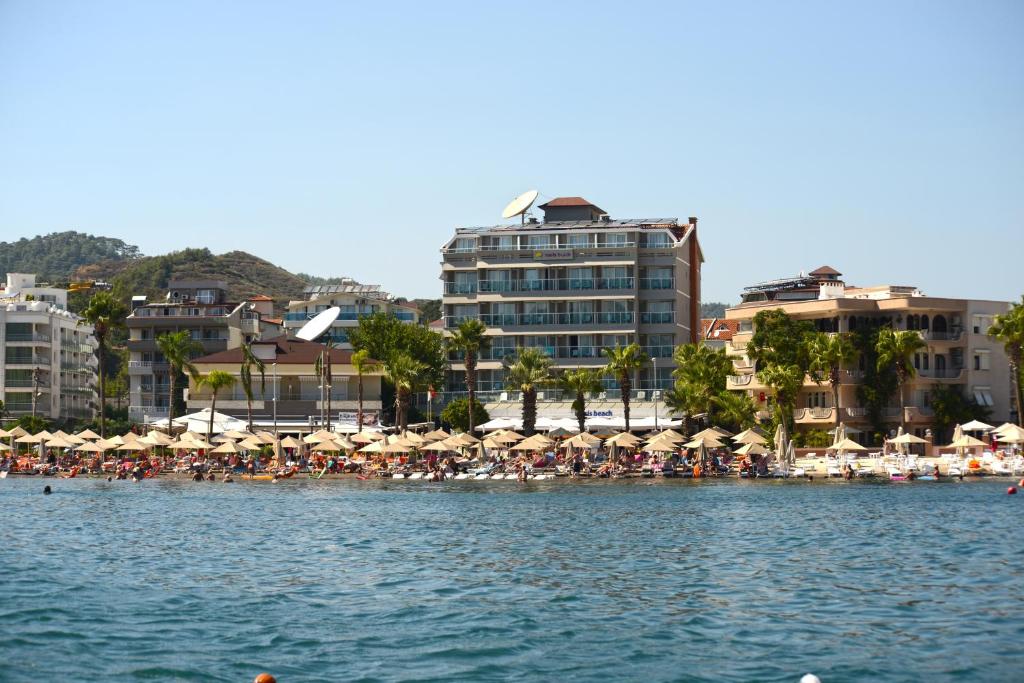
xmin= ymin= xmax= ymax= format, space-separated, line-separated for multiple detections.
xmin=538 ymin=197 xmax=597 ymax=208
xmin=262 ymin=318 xmax=283 ymax=326
xmin=700 ymin=318 xmax=739 ymax=342
xmin=247 ymin=294 xmax=274 ymax=301
xmin=809 ymin=265 xmax=841 ymax=277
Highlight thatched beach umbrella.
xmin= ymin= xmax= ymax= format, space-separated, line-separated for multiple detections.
xmin=280 ymin=436 xmax=303 ymax=450
xmin=210 ymin=441 xmax=244 ymax=455
xmin=75 ymin=428 xmax=102 ymax=441
xmin=734 ymin=442 xmax=767 ymax=456
xmin=732 ymin=428 xmax=768 ymax=445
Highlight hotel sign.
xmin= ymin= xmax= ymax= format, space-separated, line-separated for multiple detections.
xmin=533 ymin=249 xmax=574 ymax=260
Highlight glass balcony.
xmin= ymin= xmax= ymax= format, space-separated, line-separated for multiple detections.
xmin=639 ymin=277 xmax=674 ymax=290
xmin=640 ymin=312 xmax=675 ymax=324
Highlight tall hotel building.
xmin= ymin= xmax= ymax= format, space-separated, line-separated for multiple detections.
xmin=440 ymin=196 xmax=702 ymax=403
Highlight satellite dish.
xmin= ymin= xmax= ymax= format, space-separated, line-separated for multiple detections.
xmin=296 ymin=307 xmax=340 ymax=341
xmin=501 ymin=189 xmax=539 ymax=223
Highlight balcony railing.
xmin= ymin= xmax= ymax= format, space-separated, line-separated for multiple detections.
xmin=727 ymin=374 xmax=753 ymax=387
xmin=919 ymin=330 xmax=964 ymax=342
xmin=444 ymin=242 xmax=637 ymax=254
xmin=5 ymin=356 xmax=51 ymax=366
xmin=644 ymin=345 xmax=674 ymax=359
xmin=5 ymin=333 xmax=51 ymax=343
xmin=639 ymin=277 xmax=674 ymax=290
xmin=794 ymin=407 xmax=835 ymax=421
xmin=466 ymin=277 xmax=635 ymax=294
xmin=640 ymin=312 xmax=674 ymax=324
xmin=918 ymin=368 xmax=964 ymax=379
xmin=128 ymin=361 xmax=170 ymax=370
xmin=471 ymin=312 xmax=635 ymax=327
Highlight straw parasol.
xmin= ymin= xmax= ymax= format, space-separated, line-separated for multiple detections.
xmin=889 ymin=433 xmax=928 ymax=446
xmin=45 ymin=436 xmax=77 ymax=449
xmin=280 ymin=436 xmax=303 ymax=449
xmin=311 ymin=440 xmax=344 ymax=452
xmin=53 ymin=430 xmax=86 ymax=444
xmin=449 ymin=432 xmax=481 ymax=446
xmin=0 ymin=428 xmax=10 ymax=438
xmin=400 ymin=431 xmax=426 ymax=446
xmin=303 ymin=430 xmax=337 ymax=444
xmin=643 ymin=437 xmax=678 ymax=453
xmin=647 ymin=429 xmax=686 ymax=444
xmin=422 ymin=428 xmax=451 ymax=442
xmin=563 ymin=433 xmax=599 ymax=449
xmin=961 ymin=419 xmax=994 ymax=432
xmin=734 ymin=442 xmax=767 ymax=456
xmin=255 ymin=431 xmax=278 ymax=444
xmin=350 ymin=431 xmax=386 ymax=444
xmin=683 ymin=435 xmax=724 ymax=449
xmin=510 ymin=434 xmax=551 ymax=451
xmin=210 ymin=441 xmax=244 ymax=455
xmin=606 ymin=431 xmax=641 ymax=446
xmin=238 ymin=437 xmax=266 ymax=450
xmin=15 ymin=433 xmax=44 ymax=444
xmin=116 ymin=442 xmax=152 ymax=452
xmin=75 ymin=428 xmax=102 ymax=440
xmin=692 ymin=427 xmax=731 ymax=441
xmin=6 ymin=426 xmax=29 ymax=438
xmin=948 ymin=435 xmax=986 ymax=449
xmin=423 ymin=438 xmax=456 ymax=452
xmin=488 ymin=431 xmax=524 ymax=445
xmin=0 ymin=442 xmax=11 ymax=452
xmin=222 ymin=429 xmax=255 ymax=440
xmin=732 ymin=428 xmax=768 ymax=445
xmin=546 ymin=426 xmax=575 ymax=438
xmin=828 ymin=438 xmax=868 ymax=451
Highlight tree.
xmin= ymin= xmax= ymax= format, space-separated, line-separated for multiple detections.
xmin=876 ymin=327 xmax=926 ymax=432
xmin=712 ymin=391 xmax=757 ymax=433
xmin=440 ymin=397 xmax=490 ymax=433
xmin=807 ymin=331 xmax=857 ymax=429
xmin=602 ymin=343 xmax=648 ymax=432
xmin=672 ymin=343 xmax=732 ymax=433
xmin=504 ymin=348 xmax=552 ymax=436
xmin=384 ymin=352 xmax=426 ymax=432
xmin=557 ymin=368 xmax=604 ymax=433
xmin=349 ymin=312 xmax=446 ymax=389
xmin=79 ymin=291 xmax=128 ymax=437
xmin=931 ymin=385 xmax=991 ymax=444
xmin=198 ymin=370 xmax=236 ymax=443
xmin=156 ymin=331 xmax=202 ymax=432
xmin=989 ymin=297 xmax=1024 ymax=426
xmin=351 ymin=349 xmax=380 ymax=432
xmin=746 ymin=309 xmax=816 ymax=374
xmin=239 ymin=342 xmax=266 ymax=433
xmin=448 ymin=318 xmax=491 ymax=435
xmin=757 ymin=362 xmax=804 ymax=432
xmin=663 ymin=381 xmax=703 ymax=436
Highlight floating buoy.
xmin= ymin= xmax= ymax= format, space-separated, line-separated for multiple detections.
xmin=801 ymin=675 xmax=822 ymax=683
xmin=1008 ymin=486 xmax=1017 ymax=495
xmin=1018 ymin=478 xmax=1024 ymax=488
xmin=254 ymin=674 xmax=277 ymax=683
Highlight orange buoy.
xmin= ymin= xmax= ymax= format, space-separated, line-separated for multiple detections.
xmin=254 ymin=674 xmax=277 ymax=683
xmin=1008 ymin=486 xmax=1018 ymax=495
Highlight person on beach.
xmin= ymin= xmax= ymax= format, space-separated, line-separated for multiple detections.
xmin=191 ymin=470 xmax=204 ymax=482
xmin=223 ymin=472 xmax=234 ymax=482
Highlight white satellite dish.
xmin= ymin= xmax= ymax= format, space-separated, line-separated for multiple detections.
xmin=295 ymin=306 xmax=341 ymax=341
xmin=501 ymin=189 xmax=539 ymax=223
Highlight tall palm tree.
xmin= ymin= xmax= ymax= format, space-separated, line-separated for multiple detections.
xmin=448 ymin=318 xmax=491 ymax=434
xmin=663 ymin=380 xmax=703 ymax=436
xmin=712 ymin=391 xmax=757 ymax=433
xmin=807 ymin=331 xmax=856 ymax=430
xmin=757 ymin=362 xmax=804 ymax=432
xmin=384 ymin=352 xmax=426 ymax=432
xmin=156 ymin=331 xmax=203 ymax=433
xmin=557 ymin=368 xmax=604 ymax=433
xmin=239 ymin=342 xmax=266 ymax=433
xmin=351 ymin=349 xmax=380 ymax=432
xmin=875 ymin=327 xmax=926 ymax=432
xmin=504 ymin=347 xmax=552 ymax=435
xmin=672 ymin=343 xmax=732 ymax=433
xmin=198 ymin=370 xmax=236 ymax=443
xmin=79 ymin=291 xmax=128 ymax=437
xmin=989 ymin=298 xmax=1024 ymax=426
xmin=602 ymin=343 xmax=649 ymax=432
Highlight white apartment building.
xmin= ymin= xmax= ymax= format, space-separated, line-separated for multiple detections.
xmin=0 ymin=273 xmax=98 ymax=421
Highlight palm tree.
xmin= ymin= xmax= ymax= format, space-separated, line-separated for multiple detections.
xmin=384 ymin=352 xmax=426 ymax=432
xmin=79 ymin=291 xmax=128 ymax=437
xmin=672 ymin=343 xmax=732 ymax=433
xmin=602 ymin=343 xmax=649 ymax=432
xmin=807 ymin=331 xmax=856 ymax=430
xmin=712 ymin=391 xmax=757 ymax=433
xmin=239 ymin=342 xmax=266 ymax=433
xmin=504 ymin=347 xmax=552 ymax=435
xmin=663 ymin=380 xmax=703 ymax=436
xmin=156 ymin=331 xmax=203 ymax=433
xmin=198 ymin=370 xmax=236 ymax=443
xmin=557 ymin=368 xmax=604 ymax=433
xmin=875 ymin=327 xmax=927 ymax=432
xmin=351 ymin=349 xmax=380 ymax=432
xmin=990 ymin=297 xmax=1024 ymax=426
xmin=757 ymin=362 xmax=804 ymax=432
xmin=448 ymin=319 xmax=491 ymax=434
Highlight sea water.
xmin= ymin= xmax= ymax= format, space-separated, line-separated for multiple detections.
xmin=1 ymin=477 xmax=1022 ymax=682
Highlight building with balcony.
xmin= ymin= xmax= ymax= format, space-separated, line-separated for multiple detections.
xmin=440 ymin=196 xmax=702 ymax=414
xmin=126 ymin=280 xmax=279 ymax=423
xmin=0 ymin=273 xmax=97 ymax=421
xmin=724 ymin=266 xmax=1014 ymax=440
xmin=184 ymin=335 xmax=383 ymax=430
xmin=283 ymin=280 xmax=419 ymax=348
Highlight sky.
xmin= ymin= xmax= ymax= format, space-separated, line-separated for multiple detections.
xmin=1 ymin=0 xmax=1022 ymax=304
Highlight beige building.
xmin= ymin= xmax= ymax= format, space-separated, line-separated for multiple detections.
xmin=185 ymin=336 xmax=383 ymax=430
xmin=440 ymin=196 xmax=702 ymax=410
xmin=0 ymin=273 xmax=98 ymax=421
xmin=725 ymin=267 xmax=1014 ymax=440
xmin=284 ymin=280 xmax=419 ymax=348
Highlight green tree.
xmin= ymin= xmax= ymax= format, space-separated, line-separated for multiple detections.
xmin=440 ymin=397 xmax=490 ymax=433
xmin=155 ymin=331 xmax=202 ymax=432
xmin=807 ymin=331 xmax=857 ymax=430
xmin=876 ymin=327 xmax=926 ymax=432
xmin=79 ymin=291 xmax=128 ymax=437
xmin=602 ymin=343 xmax=649 ymax=432
xmin=504 ymin=348 xmax=553 ymax=436
xmin=757 ymin=362 xmax=804 ymax=432
xmin=852 ymin=325 xmax=899 ymax=438
xmin=663 ymin=381 xmax=703 ymax=436
xmin=989 ymin=297 xmax=1024 ymax=426
xmin=746 ymin=309 xmax=816 ymax=374
xmin=931 ymin=384 xmax=991 ymax=444
xmin=557 ymin=368 xmax=605 ymax=433
xmin=448 ymin=318 xmax=491 ymax=435
xmin=711 ymin=390 xmax=757 ymax=433
xmin=672 ymin=343 xmax=733 ymax=433
xmin=351 ymin=349 xmax=380 ymax=432
xmin=198 ymin=370 xmax=236 ymax=443
xmin=239 ymin=342 xmax=266 ymax=433
xmin=384 ymin=352 xmax=426 ymax=432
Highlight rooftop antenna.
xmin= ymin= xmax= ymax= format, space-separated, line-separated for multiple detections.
xmin=501 ymin=189 xmax=539 ymax=225
xmin=295 ymin=306 xmax=340 ymax=341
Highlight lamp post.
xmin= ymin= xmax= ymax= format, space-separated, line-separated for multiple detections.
xmin=272 ymin=362 xmax=278 ymax=453
xmin=653 ymin=356 xmax=659 ymax=431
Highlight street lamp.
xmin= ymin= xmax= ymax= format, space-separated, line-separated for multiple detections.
xmin=653 ymin=356 xmax=659 ymax=431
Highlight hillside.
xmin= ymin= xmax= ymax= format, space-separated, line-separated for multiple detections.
xmin=0 ymin=231 xmax=141 ymax=281
xmin=73 ymin=248 xmax=312 ymax=312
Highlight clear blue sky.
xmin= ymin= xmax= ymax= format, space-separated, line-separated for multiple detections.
xmin=1 ymin=1 xmax=1021 ymax=304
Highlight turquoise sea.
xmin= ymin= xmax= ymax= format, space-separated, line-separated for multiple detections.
xmin=1 ymin=477 xmax=1022 ymax=682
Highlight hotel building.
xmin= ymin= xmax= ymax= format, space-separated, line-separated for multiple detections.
xmin=283 ymin=280 xmax=419 ymax=348
xmin=0 ymin=273 xmax=98 ymax=421
xmin=724 ymin=267 xmax=1014 ymax=439
xmin=126 ymin=279 xmax=279 ymax=423
xmin=440 ymin=196 xmax=702 ymax=410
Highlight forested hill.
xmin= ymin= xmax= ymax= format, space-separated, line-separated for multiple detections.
xmin=0 ymin=231 xmax=141 ymax=281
